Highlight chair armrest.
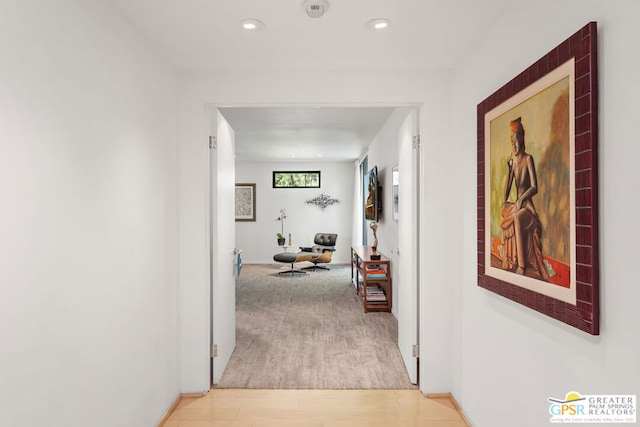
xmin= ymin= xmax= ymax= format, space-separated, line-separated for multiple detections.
xmin=299 ymin=247 xmax=313 ymax=252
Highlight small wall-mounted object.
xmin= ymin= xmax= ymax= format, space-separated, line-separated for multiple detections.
xmin=302 ymin=0 xmax=329 ymax=18
xmin=305 ymin=193 xmax=340 ymax=210
xmin=392 ymin=165 xmax=399 ymax=221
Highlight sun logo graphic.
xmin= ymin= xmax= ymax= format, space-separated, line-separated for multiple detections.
xmin=549 ymin=391 xmax=636 ymax=423
xmin=549 ymin=391 xmax=586 ymax=419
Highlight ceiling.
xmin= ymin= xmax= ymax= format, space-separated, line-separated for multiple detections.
xmin=219 ymin=106 xmax=395 ymax=162
xmin=108 ymin=0 xmax=513 ymax=161
xmin=108 ymin=0 xmax=513 ymax=72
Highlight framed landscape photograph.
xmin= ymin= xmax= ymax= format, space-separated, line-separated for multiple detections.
xmin=476 ymin=22 xmax=599 ymax=335
xmin=235 ymin=183 xmax=256 ymax=222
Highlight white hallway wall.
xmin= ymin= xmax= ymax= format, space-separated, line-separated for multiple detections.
xmin=235 ymin=161 xmax=354 ymax=264
xmin=453 ymin=1 xmax=640 ymax=426
xmin=0 ymin=1 xmax=179 ymax=426
xmin=177 ymin=71 xmax=454 ymax=393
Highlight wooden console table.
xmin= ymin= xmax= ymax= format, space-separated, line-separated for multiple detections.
xmin=351 ymin=245 xmax=392 ymax=313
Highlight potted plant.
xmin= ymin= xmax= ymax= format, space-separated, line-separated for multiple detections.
xmin=275 ymin=209 xmax=287 ymax=245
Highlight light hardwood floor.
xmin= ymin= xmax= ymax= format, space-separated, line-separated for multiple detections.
xmin=160 ymin=389 xmax=471 ymax=427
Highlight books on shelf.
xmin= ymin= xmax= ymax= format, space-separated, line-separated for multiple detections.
xmin=364 ymin=266 xmax=387 ymax=279
xmin=365 ymin=285 xmax=387 ymax=303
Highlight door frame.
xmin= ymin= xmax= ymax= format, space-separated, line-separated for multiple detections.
xmin=206 ymin=101 xmax=424 ymax=389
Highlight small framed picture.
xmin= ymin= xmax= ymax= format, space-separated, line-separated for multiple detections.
xmin=392 ymin=165 xmax=399 ymax=221
xmin=235 ymin=183 xmax=256 ymax=222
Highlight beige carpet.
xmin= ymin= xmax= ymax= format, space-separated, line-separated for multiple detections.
xmin=215 ymin=263 xmax=417 ymax=389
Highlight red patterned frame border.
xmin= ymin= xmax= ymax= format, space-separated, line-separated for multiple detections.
xmin=477 ymin=22 xmax=599 ymax=335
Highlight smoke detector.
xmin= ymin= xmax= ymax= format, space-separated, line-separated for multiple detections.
xmin=302 ymin=0 xmax=329 ymax=18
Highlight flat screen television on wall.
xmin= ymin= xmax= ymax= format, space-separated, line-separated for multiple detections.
xmin=364 ymin=166 xmax=382 ymax=221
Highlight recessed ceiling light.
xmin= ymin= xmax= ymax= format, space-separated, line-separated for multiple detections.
xmin=239 ymin=19 xmax=265 ymax=31
xmin=366 ymin=18 xmax=390 ymax=31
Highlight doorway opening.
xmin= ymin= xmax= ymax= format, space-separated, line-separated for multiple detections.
xmin=208 ymin=103 xmax=421 ymax=390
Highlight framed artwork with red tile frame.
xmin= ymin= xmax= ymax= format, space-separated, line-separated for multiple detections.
xmin=477 ymin=22 xmax=599 ymax=335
